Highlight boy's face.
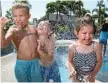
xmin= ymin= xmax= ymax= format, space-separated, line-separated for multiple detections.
xmin=12 ymin=8 xmax=30 ymax=28
xmin=76 ymin=25 xmax=94 ymax=45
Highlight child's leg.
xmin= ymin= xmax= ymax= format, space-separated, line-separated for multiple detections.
xmin=103 ymin=44 xmax=107 ymax=56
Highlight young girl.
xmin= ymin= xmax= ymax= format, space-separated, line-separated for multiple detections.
xmin=68 ymin=16 xmax=102 ymax=82
xmin=37 ymin=21 xmax=61 ymax=82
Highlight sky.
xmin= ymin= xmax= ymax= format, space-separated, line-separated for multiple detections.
xmin=1 ymin=0 xmax=108 ymax=20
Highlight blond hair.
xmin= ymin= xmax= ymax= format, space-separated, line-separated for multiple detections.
xmin=12 ymin=2 xmax=30 ymax=14
xmin=74 ymin=16 xmax=95 ymax=33
xmin=38 ymin=20 xmax=53 ymax=38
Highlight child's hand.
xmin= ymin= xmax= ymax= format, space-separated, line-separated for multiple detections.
xmin=69 ymin=70 xmax=77 ymax=80
xmin=37 ymin=40 xmax=41 ymax=51
xmin=0 ymin=17 xmax=10 ymax=29
xmin=37 ymin=40 xmax=44 ymax=51
xmin=86 ymin=75 xmax=95 ymax=82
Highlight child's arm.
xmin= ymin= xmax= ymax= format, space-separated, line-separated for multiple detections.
xmin=47 ymin=38 xmax=54 ymax=61
xmin=0 ymin=17 xmax=14 ymax=48
xmin=88 ymin=42 xmax=102 ymax=81
xmin=68 ymin=44 xmax=76 ymax=80
xmin=37 ymin=39 xmax=54 ymax=60
xmin=37 ymin=38 xmax=54 ymax=66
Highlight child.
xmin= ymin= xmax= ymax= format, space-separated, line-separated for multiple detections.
xmin=37 ymin=21 xmax=54 ymax=67
xmin=67 ymin=16 xmax=102 ymax=82
xmin=99 ymin=19 xmax=108 ymax=56
xmin=0 ymin=3 xmax=42 ymax=82
xmin=37 ymin=21 xmax=61 ymax=82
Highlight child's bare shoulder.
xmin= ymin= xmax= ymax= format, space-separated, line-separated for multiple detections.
xmin=93 ymin=41 xmax=101 ymax=50
xmin=28 ymin=25 xmax=37 ymax=32
xmin=68 ymin=41 xmax=76 ymax=49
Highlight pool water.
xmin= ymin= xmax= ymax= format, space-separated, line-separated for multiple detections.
xmin=54 ymin=46 xmax=71 ymax=82
xmin=101 ymin=56 xmax=108 ymax=72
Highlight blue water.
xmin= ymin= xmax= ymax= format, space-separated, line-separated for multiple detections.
xmin=54 ymin=46 xmax=71 ymax=82
xmin=101 ymin=56 xmax=108 ymax=72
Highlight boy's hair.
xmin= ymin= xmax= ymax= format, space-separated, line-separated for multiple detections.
xmin=12 ymin=2 xmax=30 ymax=14
xmin=74 ymin=16 xmax=96 ymax=34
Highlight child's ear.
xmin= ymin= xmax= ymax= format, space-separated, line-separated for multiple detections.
xmin=28 ymin=13 xmax=31 ymax=19
xmin=74 ymin=30 xmax=78 ymax=37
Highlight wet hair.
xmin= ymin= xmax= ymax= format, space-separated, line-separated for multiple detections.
xmin=38 ymin=20 xmax=53 ymax=38
xmin=74 ymin=15 xmax=96 ymax=34
xmin=84 ymin=13 xmax=93 ymax=24
xmin=84 ymin=13 xmax=96 ymax=33
xmin=12 ymin=2 xmax=30 ymax=14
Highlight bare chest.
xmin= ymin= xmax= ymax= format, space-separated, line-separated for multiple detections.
xmin=13 ymin=31 xmax=38 ymax=49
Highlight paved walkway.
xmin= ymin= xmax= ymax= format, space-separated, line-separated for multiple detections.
xmin=1 ymin=53 xmax=17 ymax=82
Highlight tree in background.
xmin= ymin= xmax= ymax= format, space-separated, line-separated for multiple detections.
xmin=46 ymin=0 xmax=67 ymax=21
xmin=92 ymin=0 xmax=108 ymax=28
xmin=45 ymin=0 xmax=90 ymax=36
xmin=46 ymin=0 xmax=90 ymax=20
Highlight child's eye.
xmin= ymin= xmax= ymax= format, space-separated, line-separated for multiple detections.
xmin=39 ymin=28 xmax=43 ymax=30
xmin=19 ymin=15 xmax=23 ymax=17
xmin=82 ymin=32 xmax=86 ymax=34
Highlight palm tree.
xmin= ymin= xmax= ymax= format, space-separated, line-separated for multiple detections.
xmin=46 ymin=0 xmax=68 ymax=21
xmin=60 ymin=0 xmax=75 ymax=18
xmin=92 ymin=0 xmax=108 ymax=27
xmin=98 ymin=0 xmax=104 ymax=27
xmin=73 ymin=0 xmax=83 ymax=17
xmin=46 ymin=2 xmax=56 ymax=20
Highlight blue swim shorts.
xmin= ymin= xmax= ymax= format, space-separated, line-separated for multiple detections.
xmin=40 ymin=61 xmax=61 ymax=82
xmin=15 ymin=58 xmax=42 ymax=82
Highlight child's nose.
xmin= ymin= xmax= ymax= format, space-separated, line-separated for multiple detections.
xmin=16 ymin=17 xmax=21 ymax=21
xmin=86 ymin=34 xmax=91 ymax=39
